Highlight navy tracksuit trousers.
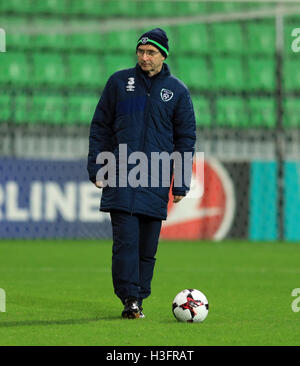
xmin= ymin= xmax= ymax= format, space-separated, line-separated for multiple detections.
xmin=110 ymin=210 xmax=162 ymax=306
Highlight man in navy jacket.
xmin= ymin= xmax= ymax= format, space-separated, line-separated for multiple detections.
xmin=87 ymin=28 xmax=196 ymax=318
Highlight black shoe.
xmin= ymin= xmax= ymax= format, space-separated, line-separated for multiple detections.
xmin=122 ymin=298 xmax=143 ymax=319
xmin=139 ymin=309 xmax=145 ymax=319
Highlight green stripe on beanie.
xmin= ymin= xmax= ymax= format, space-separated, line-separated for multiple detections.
xmin=137 ymin=38 xmax=169 ymax=57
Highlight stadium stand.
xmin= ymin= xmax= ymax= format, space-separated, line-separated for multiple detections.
xmin=0 ymin=0 xmax=299 ymax=129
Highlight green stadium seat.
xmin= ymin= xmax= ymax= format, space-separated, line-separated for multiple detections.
xmin=31 ymin=94 xmax=65 ymax=124
xmin=165 ymin=58 xmax=177 ymax=74
xmin=67 ymin=95 xmax=99 ymax=125
xmin=32 ymin=0 xmax=68 ymax=14
xmin=209 ymin=1 xmax=242 ymax=13
xmin=15 ymin=94 xmax=30 ymax=124
xmin=141 ymin=1 xmax=176 ymax=17
xmin=192 ymin=96 xmax=211 ymax=127
xmin=246 ymin=22 xmax=275 ymax=55
xmin=15 ymin=94 xmax=66 ymax=125
xmin=176 ymin=24 xmax=209 ymax=54
xmin=283 ymin=59 xmax=300 ymax=90
xmin=177 ymin=57 xmax=210 ymax=89
xmin=68 ymin=0 xmax=103 ymax=16
xmin=246 ymin=58 xmax=275 ymax=91
xmin=32 ymin=53 xmax=66 ymax=86
xmin=285 ymin=14 xmax=300 ymax=23
xmin=284 ymin=98 xmax=300 ymax=127
xmin=68 ymin=54 xmax=105 ymax=87
xmin=248 ymin=98 xmax=276 ymax=128
xmin=0 ymin=94 xmax=11 ymax=122
xmin=105 ymin=30 xmax=138 ymax=53
xmin=103 ymin=55 xmax=135 ymax=78
xmin=31 ymin=19 xmax=66 ymax=50
xmin=175 ymin=1 xmax=208 ymax=15
xmin=106 ymin=0 xmax=138 ymax=17
xmin=216 ymin=97 xmax=246 ymax=127
xmin=0 ymin=53 xmax=30 ymax=86
xmin=0 ymin=0 xmax=32 ymax=13
xmin=2 ymin=17 xmax=31 ymax=50
xmin=211 ymin=23 xmax=245 ymax=54
xmin=245 ymin=2 xmax=276 ymax=11
xmin=65 ymin=24 xmax=103 ymax=51
xmin=1 ymin=0 xmax=68 ymax=14
xmin=212 ymin=57 xmax=244 ymax=90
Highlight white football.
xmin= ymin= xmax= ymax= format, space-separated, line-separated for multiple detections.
xmin=172 ymin=289 xmax=209 ymax=323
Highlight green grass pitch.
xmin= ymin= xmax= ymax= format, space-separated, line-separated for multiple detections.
xmin=0 ymin=239 xmax=299 ymax=346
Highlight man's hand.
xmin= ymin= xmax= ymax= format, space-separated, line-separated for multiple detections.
xmin=95 ymin=180 xmax=105 ymax=189
xmin=95 ymin=181 xmax=184 ymax=205
xmin=173 ymin=195 xmax=184 ymax=203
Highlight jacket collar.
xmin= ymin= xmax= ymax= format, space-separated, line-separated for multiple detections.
xmin=135 ymin=62 xmax=171 ymax=80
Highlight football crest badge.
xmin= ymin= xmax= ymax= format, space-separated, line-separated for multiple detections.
xmin=160 ymin=88 xmax=173 ymax=102
xmin=141 ymin=37 xmax=149 ymax=44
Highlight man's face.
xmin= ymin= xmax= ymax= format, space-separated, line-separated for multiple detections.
xmin=136 ymin=44 xmax=165 ymax=76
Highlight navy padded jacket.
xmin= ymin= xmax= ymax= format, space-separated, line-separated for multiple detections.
xmin=87 ymin=63 xmax=196 ymax=220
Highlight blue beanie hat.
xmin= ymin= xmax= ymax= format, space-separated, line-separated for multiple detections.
xmin=136 ymin=28 xmax=169 ymax=58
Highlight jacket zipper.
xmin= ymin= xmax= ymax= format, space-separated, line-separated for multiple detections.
xmin=130 ymin=83 xmax=152 ymax=215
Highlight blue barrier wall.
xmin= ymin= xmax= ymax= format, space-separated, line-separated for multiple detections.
xmin=249 ymin=162 xmax=278 ymax=240
xmin=249 ymin=161 xmax=300 ymax=241
xmin=1 ymin=158 xmax=300 ymax=240
xmin=284 ymin=161 xmax=300 ymax=241
xmin=0 ymin=158 xmax=112 ymax=238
